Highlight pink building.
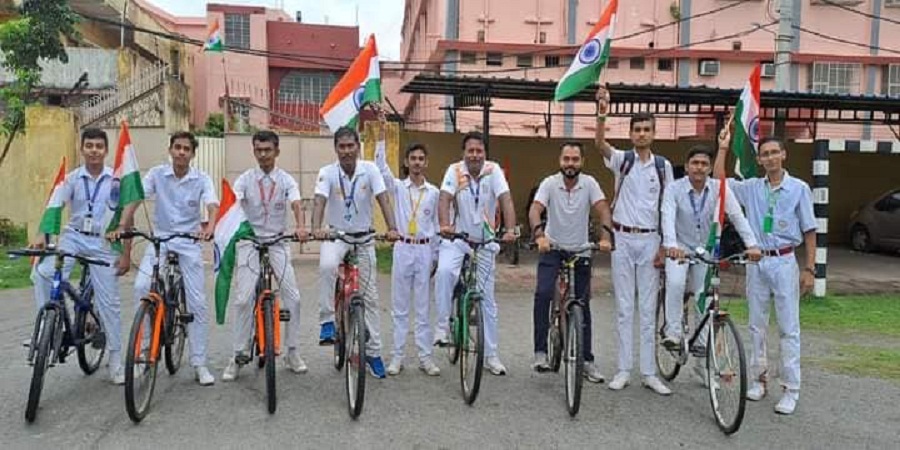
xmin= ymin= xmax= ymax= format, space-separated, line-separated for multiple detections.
xmin=390 ymin=0 xmax=900 ymax=140
xmin=140 ymin=1 xmax=359 ymax=132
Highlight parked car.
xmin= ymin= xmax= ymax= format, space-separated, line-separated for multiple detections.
xmin=848 ymin=189 xmax=900 ymax=253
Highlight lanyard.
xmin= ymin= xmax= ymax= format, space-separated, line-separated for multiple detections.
xmin=82 ymin=176 xmax=105 ymax=217
xmin=766 ymin=184 xmax=780 ymax=216
xmin=338 ymin=171 xmax=359 ymax=215
xmin=409 ymin=183 xmax=425 ymax=219
xmin=467 ymin=177 xmax=481 ymax=210
xmin=257 ymin=176 xmax=277 ymax=223
xmin=688 ymin=187 xmax=709 ymax=231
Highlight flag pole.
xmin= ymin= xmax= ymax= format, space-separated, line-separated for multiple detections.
xmin=222 ymin=55 xmax=230 ymax=134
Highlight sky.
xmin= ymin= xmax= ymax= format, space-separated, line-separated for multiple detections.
xmin=146 ymin=0 xmax=404 ymax=60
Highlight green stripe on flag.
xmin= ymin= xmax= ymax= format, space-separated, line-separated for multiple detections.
xmin=214 ymin=221 xmax=255 ymax=324
xmin=554 ymin=43 xmax=611 ymax=102
xmin=362 ymin=78 xmax=382 ymax=105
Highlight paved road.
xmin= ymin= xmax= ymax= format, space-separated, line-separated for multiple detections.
xmin=1 ymin=260 xmax=898 ymax=449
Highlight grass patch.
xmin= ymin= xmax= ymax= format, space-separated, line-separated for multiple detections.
xmin=0 ymin=247 xmax=35 ymax=290
xmin=376 ymin=245 xmax=393 ymax=274
xmin=720 ymin=295 xmax=900 ymax=338
xmin=812 ymin=344 xmax=900 ymax=382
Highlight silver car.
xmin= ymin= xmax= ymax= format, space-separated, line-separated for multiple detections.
xmin=848 ymin=188 xmax=900 ymax=253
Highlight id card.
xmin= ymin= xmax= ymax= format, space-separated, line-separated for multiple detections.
xmin=763 ymin=215 xmax=773 ymax=234
xmin=83 ymin=216 xmax=94 ymax=233
xmin=407 ymin=219 xmax=418 ymax=236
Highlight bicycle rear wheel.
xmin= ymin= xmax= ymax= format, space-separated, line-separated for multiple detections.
xmin=565 ymin=304 xmax=585 ymax=417
xmin=164 ymin=283 xmax=187 ymax=375
xmin=707 ymin=314 xmax=747 ymax=435
xmin=263 ymin=297 xmax=277 ymax=414
xmin=346 ymin=300 xmax=366 ymax=418
xmin=447 ymin=289 xmax=461 ymax=364
xmin=125 ymin=301 xmax=159 ymax=423
xmin=548 ymin=290 xmax=563 ymax=373
xmin=655 ymin=291 xmax=682 ymax=381
xmin=25 ymin=308 xmax=57 ymax=423
xmin=75 ymin=304 xmax=106 ymax=375
xmin=333 ymin=281 xmax=346 ymax=371
xmin=460 ymin=294 xmax=484 ymax=405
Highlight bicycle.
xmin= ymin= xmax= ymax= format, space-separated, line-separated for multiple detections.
xmin=443 ymin=232 xmax=502 ymax=406
xmin=8 ymin=247 xmax=110 ymax=423
xmin=655 ymin=248 xmax=751 ymax=435
xmin=235 ymin=233 xmax=298 ymax=414
xmin=537 ymin=241 xmax=607 ymax=417
xmin=119 ymin=230 xmax=197 ymax=423
xmin=315 ymin=229 xmax=386 ymax=419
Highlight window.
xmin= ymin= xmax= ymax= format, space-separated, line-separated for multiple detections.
xmin=516 ymin=54 xmax=533 ymax=68
xmin=630 ymin=57 xmax=645 ymax=70
xmin=460 ymin=52 xmax=477 ymax=65
xmin=810 ymin=62 xmax=860 ymax=94
xmin=539 ymin=31 xmax=547 ymax=44
xmin=277 ymin=71 xmax=338 ymax=104
xmin=885 ymin=64 xmax=900 ymax=97
xmin=486 ymin=52 xmax=503 ymax=66
xmin=544 ymin=55 xmax=560 ymax=67
xmin=477 ymin=30 xmax=485 ymax=42
xmin=225 ymin=14 xmax=250 ymax=49
xmin=657 ymin=58 xmax=673 ymax=72
xmin=607 ymin=58 xmax=619 ymax=69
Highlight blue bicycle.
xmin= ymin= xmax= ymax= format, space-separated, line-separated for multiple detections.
xmin=8 ymin=247 xmax=111 ymax=423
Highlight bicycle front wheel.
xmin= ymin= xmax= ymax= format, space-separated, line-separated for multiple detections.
xmin=565 ymin=304 xmax=585 ymax=417
xmin=707 ymin=314 xmax=748 ymax=435
xmin=25 ymin=308 xmax=57 ymax=423
xmin=460 ymin=294 xmax=484 ymax=405
xmin=263 ymin=298 xmax=277 ymax=414
xmin=346 ymin=300 xmax=366 ymax=419
xmin=125 ymin=301 xmax=159 ymax=423
xmin=75 ymin=304 xmax=106 ymax=375
xmin=655 ymin=290 xmax=682 ymax=381
xmin=164 ymin=283 xmax=187 ymax=375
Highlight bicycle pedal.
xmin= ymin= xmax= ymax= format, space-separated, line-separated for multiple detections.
xmin=690 ymin=345 xmax=708 ymax=358
xmin=92 ymin=333 xmax=107 ymax=350
xmin=178 ymin=313 xmax=194 ymax=324
xmin=278 ymin=309 xmax=291 ymax=322
xmin=234 ymin=354 xmax=252 ymax=366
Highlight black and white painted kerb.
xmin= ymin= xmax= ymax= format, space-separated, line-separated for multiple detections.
xmin=828 ymin=139 xmax=900 ymax=154
xmin=812 ymin=140 xmax=829 ymax=298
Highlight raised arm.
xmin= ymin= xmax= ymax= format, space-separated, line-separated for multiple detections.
xmin=595 ymin=86 xmax=612 ymax=160
xmin=373 ymin=139 xmax=397 ymax=192
xmin=714 ymin=126 xmax=730 ymax=180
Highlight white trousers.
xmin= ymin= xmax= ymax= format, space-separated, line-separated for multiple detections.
xmin=134 ymin=238 xmax=209 ymax=367
xmin=390 ymin=242 xmax=434 ymax=362
xmin=664 ymin=257 xmax=710 ymax=345
xmin=434 ymin=239 xmax=500 ymax=358
xmin=318 ymin=240 xmax=381 ymax=356
xmin=747 ymin=254 xmax=801 ymax=390
xmin=32 ymin=231 xmax=122 ymax=367
xmin=612 ymin=232 xmax=660 ymax=377
xmin=231 ymin=241 xmax=301 ymax=355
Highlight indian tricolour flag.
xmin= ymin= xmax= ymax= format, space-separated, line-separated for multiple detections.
xmin=697 ymin=176 xmax=729 ymax=312
xmin=38 ymin=157 xmax=67 ymax=236
xmin=204 ymin=19 xmax=223 ymax=52
xmin=731 ymin=64 xmax=761 ymax=179
xmin=554 ymin=0 xmax=618 ymax=101
xmin=320 ymin=34 xmax=381 ymax=132
xmin=214 ymin=179 xmax=255 ymax=325
xmin=104 ymin=121 xmax=145 ymax=247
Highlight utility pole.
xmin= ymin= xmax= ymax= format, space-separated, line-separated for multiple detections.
xmin=774 ymin=0 xmax=793 ymax=138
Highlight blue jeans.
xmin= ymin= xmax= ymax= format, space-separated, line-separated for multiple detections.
xmin=533 ymin=251 xmax=594 ymax=362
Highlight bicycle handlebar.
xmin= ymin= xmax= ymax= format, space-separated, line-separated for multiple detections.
xmin=119 ymin=230 xmax=203 ymax=243
xmin=7 ymin=248 xmax=111 ymax=267
xmin=239 ymin=233 xmax=299 ymax=247
xmin=444 ymin=232 xmax=501 ymax=246
xmin=679 ymin=248 xmax=753 ymax=266
xmin=311 ymin=229 xmax=387 ymax=244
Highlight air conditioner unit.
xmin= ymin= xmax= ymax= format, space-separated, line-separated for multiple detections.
xmin=699 ymin=60 xmax=720 ymax=76
xmin=761 ymin=62 xmax=776 ymax=78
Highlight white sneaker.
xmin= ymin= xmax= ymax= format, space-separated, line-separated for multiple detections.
xmin=485 ymin=356 xmax=507 ymax=376
xmin=195 ymin=366 xmax=215 ymax=386
xmin=419 ymin=359 xmax=440 ymax=376
xmin=608 ymin=372 xmax=631 ymax=390
xmin=387 ymin=358 xmax=403 ymax=376
xmin=583 ymin=362 xmax=605 ymax=383
xmin=532 ymin=352 xmax=550 ymax=372
xmin=285 ymin=351 xmax=308 ymax=374
xmin=222 ymin=359 xmax=240 ymax=381
xmin=775 ymin=389 xmax=799 ymax=415
xmin=110 ymin=366 xmax=125 ymax=385
xmin=746 ymin=381 xmax=766 ymax=401
xmin=642 ymin=376 xmax=672 ymax=396
xmin=433 ymin=329 xmax=449 ymax=346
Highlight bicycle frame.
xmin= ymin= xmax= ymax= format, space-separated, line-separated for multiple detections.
xmin=254 ymin=244 xmax=282 ymax=357
xmin=28 ymin=254 xmax=95 ymax=365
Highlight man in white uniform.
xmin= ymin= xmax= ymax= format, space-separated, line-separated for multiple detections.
xmin=374 ymin=131 xmax=441 ymax=376
xmin=661 ymin=144 xmax=761 ymax=383
xmin=529 ymin=142 xmax=613 ymax=383
xmin=313 ymin=126 xmax=400 ymax=379
xmin=434 ymin=131 xmax=517 ymax=376
xmin=715 ymin=129 xmax=816 ymax=415
xmin=223 ymin=130 xmax=309 ymax=381
xmin=595 ymin=87 xmax=674 ymax=395
xmin=124 ymin=131 xmax=219 ymax=386
xmin=31 ymin=128 xmax=132 ymax=384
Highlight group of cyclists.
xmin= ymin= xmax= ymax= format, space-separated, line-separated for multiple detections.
xmin=25 ymin=86 xmax=815 ymax=419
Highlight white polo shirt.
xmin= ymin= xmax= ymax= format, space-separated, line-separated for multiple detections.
xmin=314 ymin=161 xmax=387 ymax=233
xmin=143 ymin=164 xmax=218 ymax=234
xmin=233 ymin=167 xmax=301 ymax=237
xmin=534 ymin=172 xmax=606 ymax=251
xmin=605 ymin=147 xmax=674 ymax=230
xmin=440 ymin=160 xmax=510 ymax=242
xmin=373 ymin=141 xmax=439 ymax=239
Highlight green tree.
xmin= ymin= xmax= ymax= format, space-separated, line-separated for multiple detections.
xmin=196 ymin=113 xmax=224 ymax=137
xmin=0 ymin=0 xmax=77 ymax=167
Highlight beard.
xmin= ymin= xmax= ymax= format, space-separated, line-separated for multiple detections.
xmin=560 ymin=167 xmax=581 ymax=179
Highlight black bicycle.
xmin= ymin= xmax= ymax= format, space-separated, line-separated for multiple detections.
xmin=8 ymin=247 xmax=110 ymax=423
